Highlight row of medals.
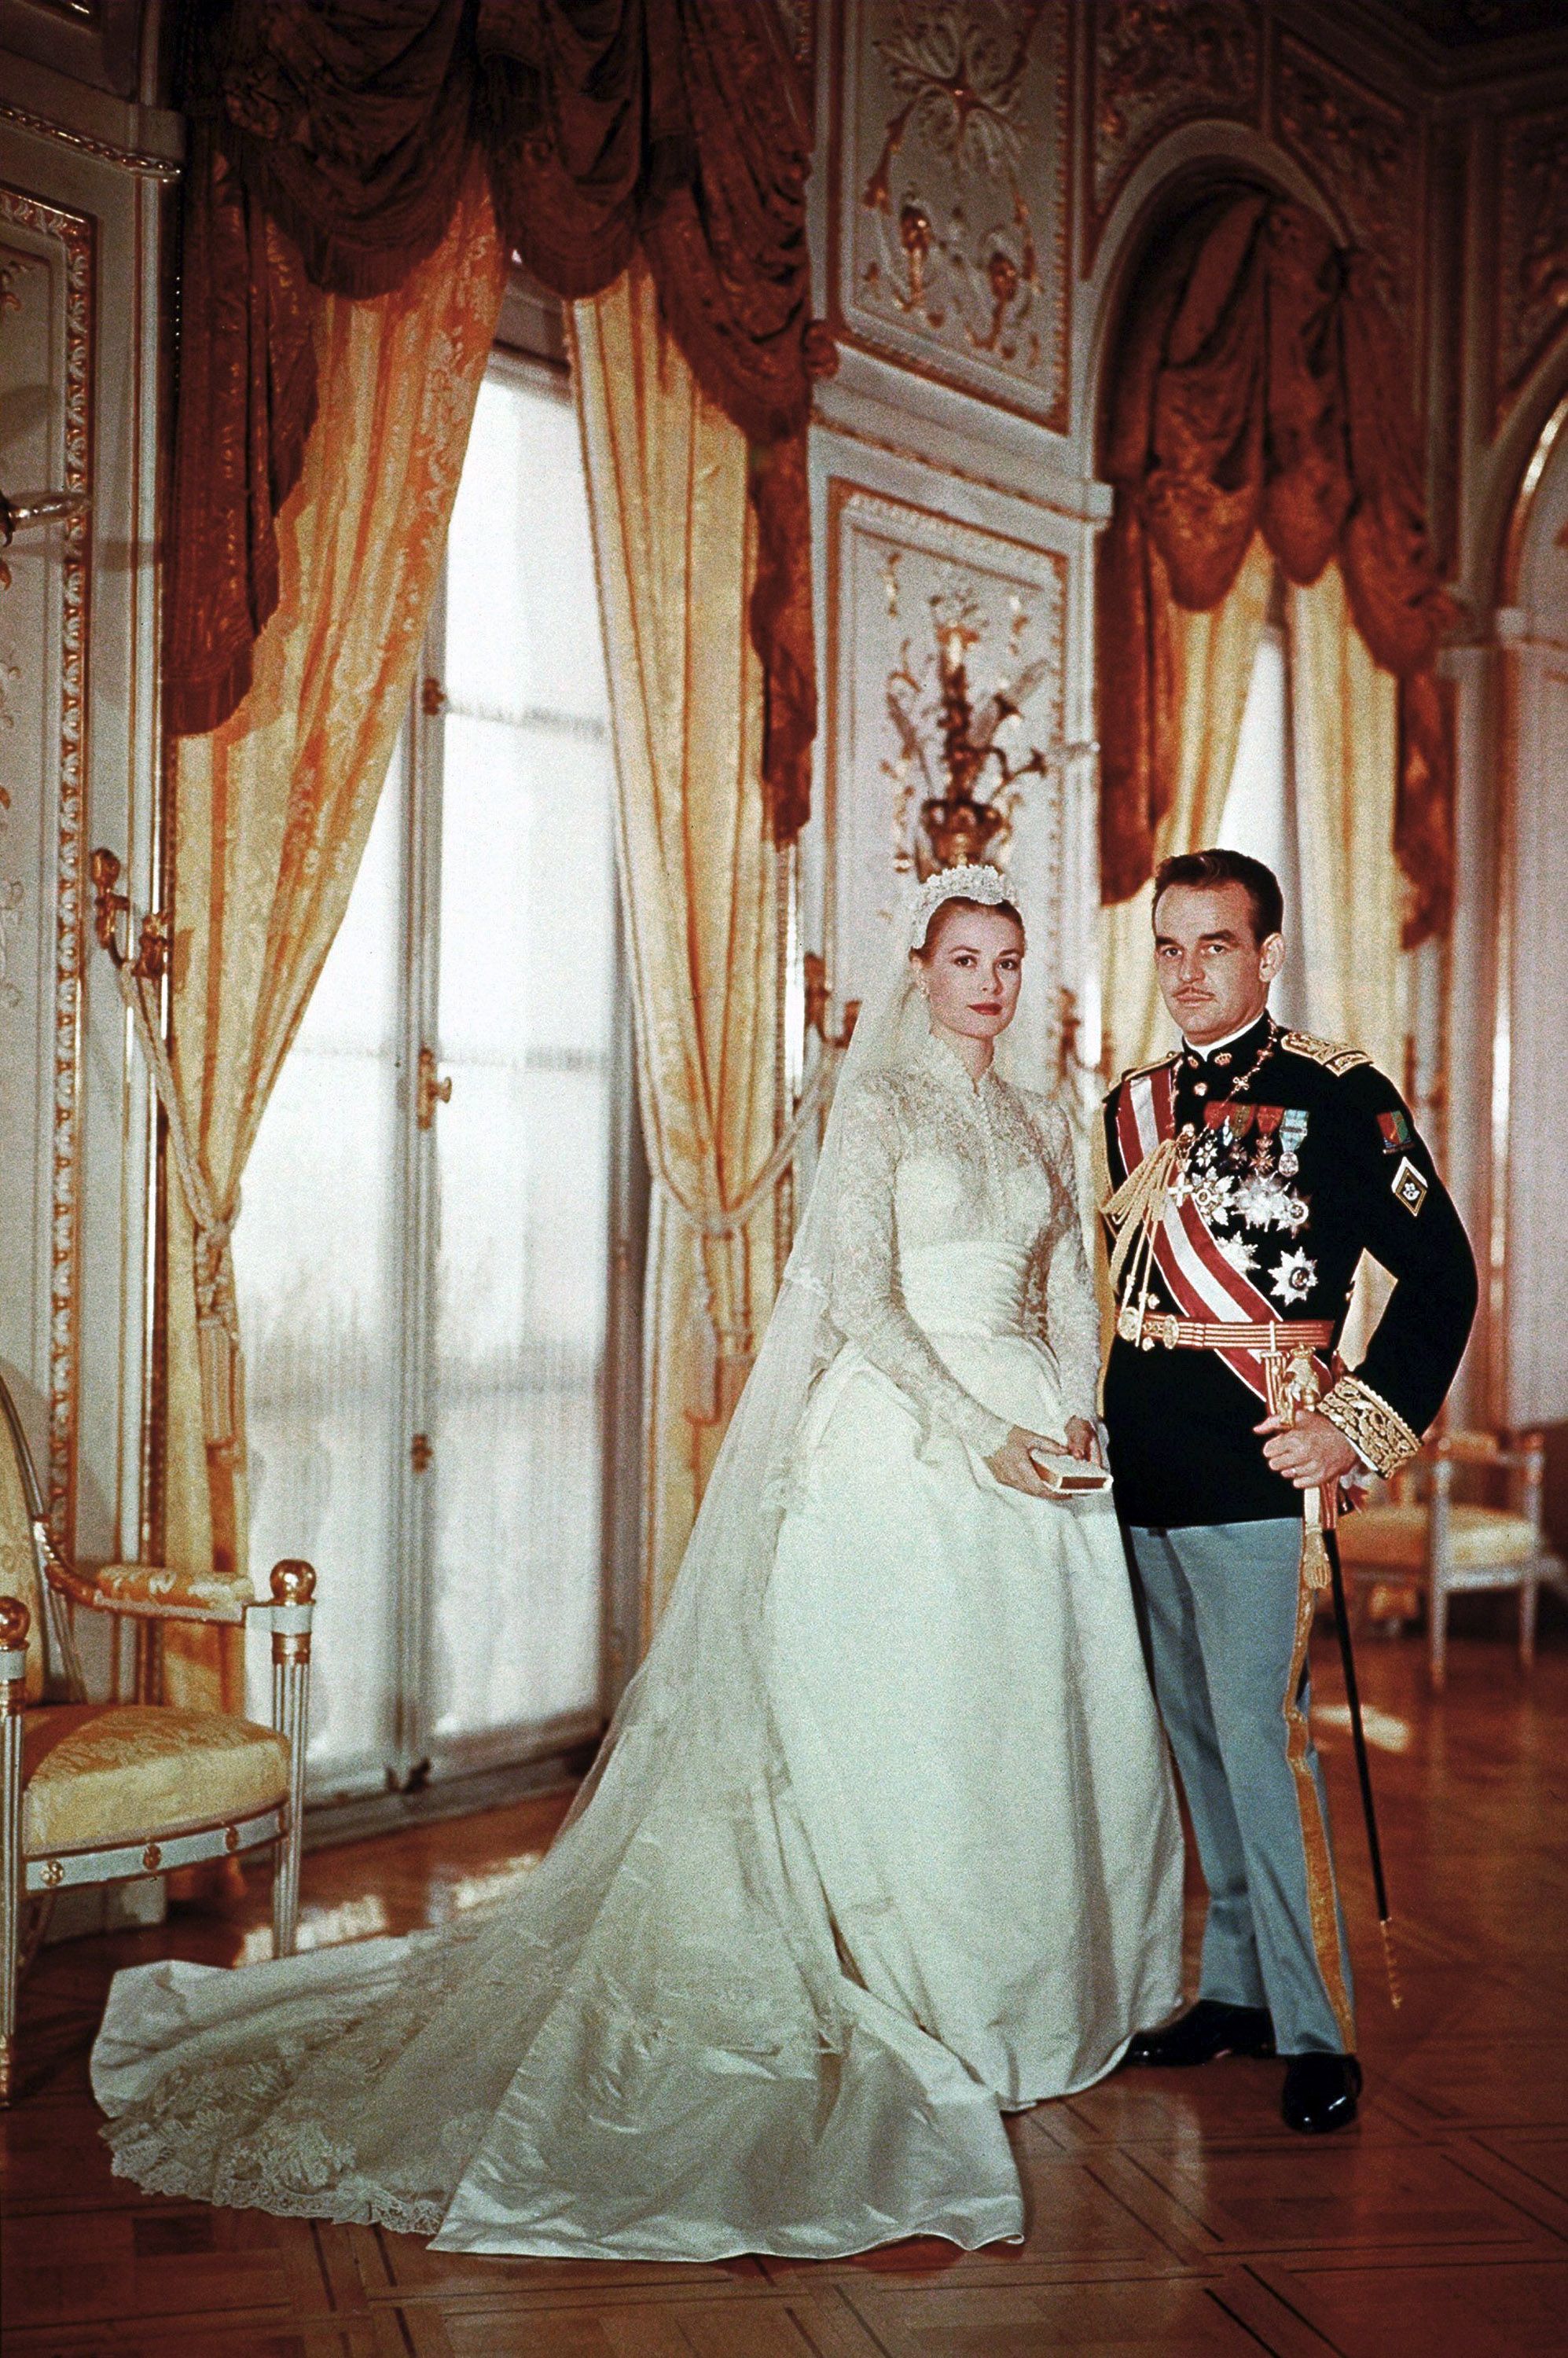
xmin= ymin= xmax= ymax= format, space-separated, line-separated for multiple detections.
xmin=1173 ymin=1027 xmax=1310 ymax=1238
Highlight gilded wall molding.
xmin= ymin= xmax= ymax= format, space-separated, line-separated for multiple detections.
xmin=829 ymin=0 xmax=1072 ymax=432
xmin=0 ymin=101 xmax=181 ymax=182
xmin=0 ymin=183 xmax=93 ymax=1555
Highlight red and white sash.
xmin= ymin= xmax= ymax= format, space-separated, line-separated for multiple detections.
xmin=1114 ymin=1063 xmax=1332 ymax=1406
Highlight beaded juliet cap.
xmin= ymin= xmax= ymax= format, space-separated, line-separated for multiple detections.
xmin=907 ymin=862 xmax=1015 ymax=950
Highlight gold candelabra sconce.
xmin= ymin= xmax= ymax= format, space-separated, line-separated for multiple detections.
xmin=1057 ymin=983 xmax=1105 ymax=1093
xmin=915 ymin=624 xmax=1053 ymax=879
xmin=0 ymin=482 xmax=90 ymax=593
xmin=802 ymin=952 xmax=860 ymax=1051
xmin=90 ymin=848 xmax=169 ymax=982
xmin=416 ymin=1045 xmax=453 ymax=1129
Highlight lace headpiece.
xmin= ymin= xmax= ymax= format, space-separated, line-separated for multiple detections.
xmin=907 ymin=862 xmax=1014 ymax=950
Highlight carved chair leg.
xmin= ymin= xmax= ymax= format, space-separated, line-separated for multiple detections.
xmin=267 ymin=1563 xmax=315 ymax=1960
xmin=1520 ymin=1575 xmax=1539 ymax=1673
xmin=1429 ymin=1573 xmax=1448 ymax=1692
xmin=0 ymin=1601 xmax=29 ymax=2106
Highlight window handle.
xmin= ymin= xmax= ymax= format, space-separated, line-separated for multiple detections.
xmin=417 ymin=1045 xmax=452 ymax=1130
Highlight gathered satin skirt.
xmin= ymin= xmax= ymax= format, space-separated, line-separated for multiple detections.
xmin=91 ymin=1240 xmax=1183 ymax=2261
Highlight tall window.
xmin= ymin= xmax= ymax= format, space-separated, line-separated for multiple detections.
xmin=234 ymin=354 xmax=635 ymax=1802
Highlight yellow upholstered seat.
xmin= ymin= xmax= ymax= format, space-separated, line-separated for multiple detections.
xmin=20 ymin=1706 xmax=290 ymax=1857
xmin=1338 ymin=1504 xmax=1540 ymax=1574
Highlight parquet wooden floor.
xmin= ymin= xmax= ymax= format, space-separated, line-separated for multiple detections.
xmin=5 ymin=1631 xmax=1566 ymax=2356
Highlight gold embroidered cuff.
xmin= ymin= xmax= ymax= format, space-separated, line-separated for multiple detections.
xmin=1320 ymin=1376 xmax=1423 ymax=1478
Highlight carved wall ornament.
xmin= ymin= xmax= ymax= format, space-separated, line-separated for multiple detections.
xmin=1274 ymin=39 xmax=1419 ymax=332
xmin=835 ymin=0 xmax=1070 ymax=427
xmin=885 ymin=584 xmax=1060 ymax=878
xmin=1497 ymin=110 xmax=1568 ymax=424
xmin=1088 ymin=0 xmax=1261 ymax=259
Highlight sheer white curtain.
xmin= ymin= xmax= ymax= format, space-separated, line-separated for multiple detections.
xmin=234 ymin=365 xmax=624 ymax=1798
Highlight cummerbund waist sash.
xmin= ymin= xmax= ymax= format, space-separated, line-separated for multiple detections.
xmin=1115 ymin=1309 xmax=1335 ymax=1353
xmin=901 ymin=1241 xmax=1031 ymax=1340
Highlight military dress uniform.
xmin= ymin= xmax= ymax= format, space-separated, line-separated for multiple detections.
xmin=1100 ymin=1012 xmax=1477 ymax=2059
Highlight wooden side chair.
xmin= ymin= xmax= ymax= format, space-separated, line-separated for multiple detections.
xmin=1337 ymin=1427 xmax=1562 ymax=1689
xmin=0 ymin=1369 xmax=316 ymax=2104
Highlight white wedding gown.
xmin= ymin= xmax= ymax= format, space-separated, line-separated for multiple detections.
xmin=93 ymin=1029 xmax=1183 ymax=2260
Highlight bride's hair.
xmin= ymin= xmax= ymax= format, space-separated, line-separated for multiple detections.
xmin=911 ymin=894 xmax=1025 ymax=961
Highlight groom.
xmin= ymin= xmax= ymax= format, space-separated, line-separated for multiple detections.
xmin=1099 ymin=848 xmax=1477 ymax=2132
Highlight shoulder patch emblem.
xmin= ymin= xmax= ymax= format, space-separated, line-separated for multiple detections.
xmin=1392 ymin=1156 xmax=1428 ymax=1216
xmin=1278 ymin=1029 xmax=1372 ymax=1076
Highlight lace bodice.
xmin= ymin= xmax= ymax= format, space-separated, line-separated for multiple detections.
xmin=829 ymin=1030 xmax=1100 ymax=1459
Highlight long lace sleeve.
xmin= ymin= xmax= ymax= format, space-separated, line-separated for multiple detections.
xmin=829 ymin=1078 xmax=1012 ymax=1460
xmin=1023 ymin=1099 xmax=1101 ymax=1425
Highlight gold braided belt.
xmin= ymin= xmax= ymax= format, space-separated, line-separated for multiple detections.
xmin=1115 ymin=1310 xmax=1335 ymax=1353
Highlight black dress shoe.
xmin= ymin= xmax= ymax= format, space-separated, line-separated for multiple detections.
xmin=1281 ymin=2052 xmax=1362 ymax=2132
xmin=1124 ymin=1999 xmax=1276 ymax=2067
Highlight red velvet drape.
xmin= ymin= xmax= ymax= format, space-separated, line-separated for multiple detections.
xmin=165 ymin=0 xmax=817 ymax=842
xmin=1098 ymin=191 xmax=1456 ymax=944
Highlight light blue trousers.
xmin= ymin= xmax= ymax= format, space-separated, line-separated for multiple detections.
xmin=1127 ymin=1520 xmax=1357 ymax=2057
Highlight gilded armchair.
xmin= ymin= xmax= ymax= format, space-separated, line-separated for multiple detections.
xmin=0 ymin=1370 xmax=315 ymax=2103
xmin=1337 ymin=1427 xmax=1562 ymax=1688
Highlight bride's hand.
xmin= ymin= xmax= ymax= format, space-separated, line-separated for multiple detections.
xmin=986 ymin=1426 xmax=1070 ymax=1499
xmin=1064 ymin=1417 xmax=1103 ymax=1466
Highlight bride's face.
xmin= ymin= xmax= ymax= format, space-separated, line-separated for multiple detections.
xmin=913 ymin=905 xmax=1026 ymax=1045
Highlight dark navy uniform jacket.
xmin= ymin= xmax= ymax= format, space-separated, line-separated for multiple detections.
xmin=1100 ymin=1013 xmax=1478 ymax=1529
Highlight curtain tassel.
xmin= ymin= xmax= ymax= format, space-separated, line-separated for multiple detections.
xmin=193 ymin=1219 xmax=242 ymax=1455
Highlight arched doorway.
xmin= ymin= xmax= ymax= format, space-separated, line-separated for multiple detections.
xmin=1093 ymin=182 xmax=1424 ymax=1116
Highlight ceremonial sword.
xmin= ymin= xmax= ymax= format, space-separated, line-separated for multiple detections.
xmin=1321 ymin=1515 xmax=1401 ymax=2008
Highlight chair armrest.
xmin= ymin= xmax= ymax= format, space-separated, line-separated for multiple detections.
xmin=83 ymin=1561 xmax=255 ymax=1626
xmin=1437 ymin=1429 xmax=1544 ymax=1474
xmin=1435 ymin=1431 xmax=1503 ymax=1464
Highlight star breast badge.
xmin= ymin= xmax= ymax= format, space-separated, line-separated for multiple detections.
xmin=1269 ymin=1247 xmax=1318 ymax=1305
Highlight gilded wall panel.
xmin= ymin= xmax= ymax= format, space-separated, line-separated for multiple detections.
xmin=1085 ymin=0 xmax=1261 ymax=266
xmin=824 ymin=478 xmax=1077 ymax=1081
xmin=0 ymin=182 xmax=92 ymax=1553
xmin=1496 ymin=108 xmax=1568 ymax=430
xmin=830 ymin=0 xmax=1071 ymax=428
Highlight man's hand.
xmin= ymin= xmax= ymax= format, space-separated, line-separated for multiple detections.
xmin=986 ymin=1425 xmax=1072 ymax=1499
xmin=1065 ymin=1417 xmax=1103 ymax=1465
xmin=1254 ymin=1407 xmax=1358 ymax=1489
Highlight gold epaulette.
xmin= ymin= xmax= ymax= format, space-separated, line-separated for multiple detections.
xmin=1277 ymin=1030 xmax=1372 ymax=1076
xmin=1107 ymin=1048 xmax=1181 ymax=1100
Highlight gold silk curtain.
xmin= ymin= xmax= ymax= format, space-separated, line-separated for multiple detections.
xmin=571 ymin=252 xmax=780 ymax=1637
xmin=1289 ymin=562 xmax=1402 ymax=1084
xmin=160 ymin=163 xmax=504 ymax=1713
xmin=1100 ymin=537 xmax=1273 ymax=1084
xmin=1289 ymin=561 xmax=1402 ymax=1364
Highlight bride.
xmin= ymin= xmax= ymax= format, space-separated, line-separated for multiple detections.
xmin=93 ymin=862 xmax=1183 ymax=2261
